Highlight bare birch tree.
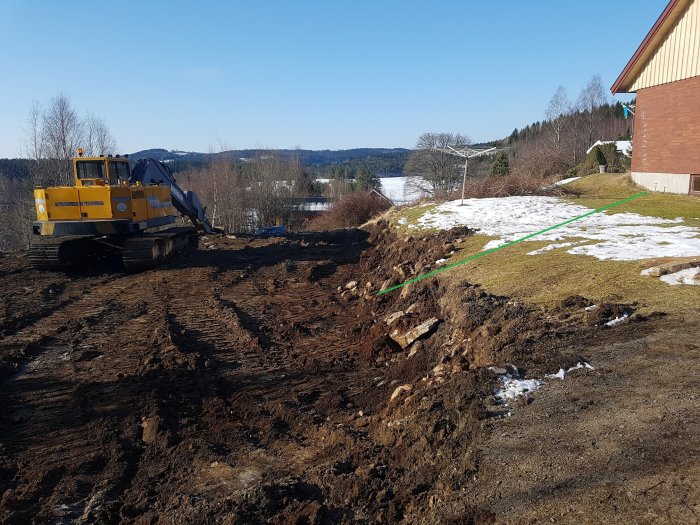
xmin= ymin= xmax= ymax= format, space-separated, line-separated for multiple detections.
xmin=576 ymin=75 xmax=608 ymax=147
xmin=84 ymin=112 xmax=117 ymax=156
xmin=545 ymin=85 xmax=571 ymax=147
xmin=41 ymin=94 xmax=84 ymax=185
xmin=23 ymin=95 xmax=118 ymax=186
xmin=23 ymin=100 xmax=52 ymax=185
xmin=404 ymin=132 xmax=470 ymax=197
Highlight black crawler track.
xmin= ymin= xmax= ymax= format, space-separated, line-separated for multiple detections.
xmin=28 ymin=236 xmax=92 ymax=270
xmin=29 ymin=227 xmax=199 ymax=271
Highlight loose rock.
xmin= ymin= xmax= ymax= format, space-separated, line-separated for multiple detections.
xmin=390 ymin=384 xmax=413 ymax=401
xmin=390 ymin=317 xmax=440 ymax=349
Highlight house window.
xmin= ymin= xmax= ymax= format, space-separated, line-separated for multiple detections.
xmin=691 ymin=175 xmax=700 ymax=195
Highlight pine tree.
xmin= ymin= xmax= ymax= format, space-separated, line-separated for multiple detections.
xmin=489 ymin=152 xmax=510 ymax=177
xmin=356 ymin=167 xmax=380 ymax=190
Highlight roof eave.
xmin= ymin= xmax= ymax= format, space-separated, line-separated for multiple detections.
xmin=611 ymin=0 xmax=686 ymax=94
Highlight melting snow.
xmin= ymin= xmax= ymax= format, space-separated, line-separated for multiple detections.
xmin=495 ymin=361 xmax=595 ymax=404
xmin=659 ymin=267 xmax=700 ymax=286
xmin=547 ymin=362 xmax=595 ymax=380
xmin=540 ymin=176 xmax=581 ymax=190
xmin=605 ymin=313 xmax=629 ymax=327
xmin=527 ymin=242 xmax=579 ymax=256
xmin=414 ymin=196 xmax=700 ymax=261
xmin=495 ymin=376 xmax=543 ymax=401
xmin=554 ymin=176 xmax=581 ymax=186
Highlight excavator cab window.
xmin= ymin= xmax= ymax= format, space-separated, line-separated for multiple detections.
xmin=76 ymin=160 xmax=106 ymax=181
xmin=108 ymin=161 xmax=130 ymax=185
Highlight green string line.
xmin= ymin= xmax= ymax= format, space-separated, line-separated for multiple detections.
xmin=376 ymin=191 xmax=649 ymax=296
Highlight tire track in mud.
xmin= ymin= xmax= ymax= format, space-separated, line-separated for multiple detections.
xmin=2 ymin=230 xmax=500 ymax=523
xmin=0 ymin=263 xmax=286 ymax=521
xmin=0 ymin=272 xmax=123 ymax=338
xmin=0 ymin=270 xmax=163 ymax=521
xmin=165 ymin=267 xmax=259 ymax=369
xmin=204 ymin=263 xmax=381 ymax=483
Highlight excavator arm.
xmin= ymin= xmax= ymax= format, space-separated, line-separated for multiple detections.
xmin=130 ymin=159 xmax=214 ymax=233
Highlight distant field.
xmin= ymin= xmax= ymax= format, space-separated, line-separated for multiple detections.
xmin=379 ymin=176 xmax=425 ymax=205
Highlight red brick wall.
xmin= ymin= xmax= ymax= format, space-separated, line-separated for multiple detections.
xmin=632 ymin=75 xmax=700 ymax=174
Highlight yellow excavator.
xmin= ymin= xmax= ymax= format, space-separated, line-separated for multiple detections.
xmin=30 ymin=149 xmax=213 ymax=270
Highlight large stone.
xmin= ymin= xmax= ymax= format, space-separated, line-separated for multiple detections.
xmin=385 ymin=311 xmax=405 ymax=326
xmin=379 ymin=279 xmax=392 ymax=292
xmin=405 ymin=302 xmax=420 ymax=314
xmin=141 ymin=416 xmax=161 ymax=444
xmin=390 ymin=384 xmax=413 ymax=401
xmin=390 ymin=317 xmax=440 ymax=349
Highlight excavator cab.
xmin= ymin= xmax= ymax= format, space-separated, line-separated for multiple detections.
xmin=74 ymin=149 xmax=131 ymax=187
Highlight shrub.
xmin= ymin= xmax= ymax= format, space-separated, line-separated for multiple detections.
xmin=595 ymin=146 xmax=607 ymax=166
xmin=454 ymin=173 xmax=549 ymax=199
xmin=581 ymin=143 xmax=628 ymax=174
xmin=307 ymin=192 xmax=391 ymax=230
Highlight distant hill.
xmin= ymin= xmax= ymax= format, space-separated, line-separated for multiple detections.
xmin=129 ymin=147 xmax=409 ymax=164
xmin=128 ymin=148 xmax=412 ymax=177
xmin=128 ymin=149 xmax=208 ymax=163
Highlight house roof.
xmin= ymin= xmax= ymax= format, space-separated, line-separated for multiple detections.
xmin=585 ymin=140 xmax=632 ymax=156
xmin=611 ymin=0 xmax=691 ymax=94
xmin=367 ymin=188 xmax=393 ymax=204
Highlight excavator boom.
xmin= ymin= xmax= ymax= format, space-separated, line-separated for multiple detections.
xmin=130 ymin=159 xmax=214 ymax=233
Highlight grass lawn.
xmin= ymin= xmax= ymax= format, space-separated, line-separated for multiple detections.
xmin=390 ymin=174 xmax=700 ymax=313
xmin=563 ymin=173 xmax=700 ymax=227
xmin=390 ymin=203 xmax=437 ymax=232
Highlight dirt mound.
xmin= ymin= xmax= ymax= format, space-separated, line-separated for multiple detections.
xmin=0 ymin=226 xmax=652 ymax=524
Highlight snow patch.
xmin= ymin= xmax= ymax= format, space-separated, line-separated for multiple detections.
xmin=482 ymin=239 xmax=506 ymax=250
xmin=414 ymin=196 xmax=700 ymax=262
xmin=605 ymin=313 xmax=629 ymax=327
xmin=659 ymin=267 xmax=700 ymax=286
xmin=541 ymin=177 xmax=581 ymax=191
xmin=495 ymin=376 xmax=543 ymax=401
xmin=494 ymin=361 xmax=595 ymax=404
xmin=380 ymin=177 xmax=427 ymax=205
xmin=547 ymin=362 xmax=595 ymax=380
xmin=554 ymin=176 xmax=581 ymax=186
xmin=527 ymin=242 xmax=579 ymax=256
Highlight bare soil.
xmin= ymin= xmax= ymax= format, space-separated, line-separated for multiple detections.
xmin=0 ymin=224 xmax=697 ymax=524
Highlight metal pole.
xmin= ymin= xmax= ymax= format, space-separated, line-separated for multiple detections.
xmin=461 ymin=157 xmax=468 ymax=205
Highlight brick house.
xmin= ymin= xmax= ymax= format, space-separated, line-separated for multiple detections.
xmin=612 ymin=0 xmax=700 ymax=195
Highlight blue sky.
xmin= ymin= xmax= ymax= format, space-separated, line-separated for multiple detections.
xmin=0 ymin=0 xmax=665 ymax=157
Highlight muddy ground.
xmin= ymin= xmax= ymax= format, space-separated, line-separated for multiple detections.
xmin=0 ymin=224 xmax=697 ymax=524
